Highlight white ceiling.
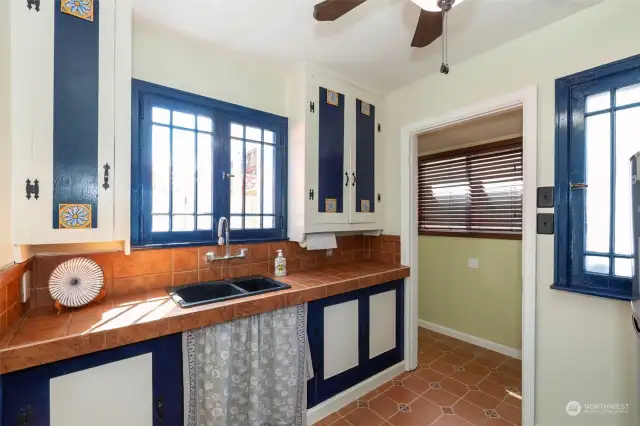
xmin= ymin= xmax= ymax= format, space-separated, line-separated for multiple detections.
xmin=418 ymin=107 xmax=522 ymax=154
xmin=133 ymin=0 xmax=601 ymax=93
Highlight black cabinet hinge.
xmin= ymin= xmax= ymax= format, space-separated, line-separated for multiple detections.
xmin=309 ymin=189 xmax=315 ymax=200
xmin=26 ymin=179 xmax=39 ymax=200
xmin=310 ymin=102 xmax=315 ymax=113
xmin=26 ymin=0 xmax=40 ymax=11
xmin=377 ymin=123 xmax=381 ymax=133
xmin=377 ymin=193 xmax=381 ymax=202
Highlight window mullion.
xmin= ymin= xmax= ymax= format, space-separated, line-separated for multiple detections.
xmin=609 ymin=90 xmax=617 ymax=273
xmin=169 ymin=116 xmax=174 ymax=233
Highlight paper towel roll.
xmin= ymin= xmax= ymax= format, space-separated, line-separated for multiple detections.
xmin=300 ymin=233 xmax=337 ymax=251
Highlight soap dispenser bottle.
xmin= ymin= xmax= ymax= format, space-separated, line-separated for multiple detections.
xmin=274 ymin=250 xmax=287 ymax=277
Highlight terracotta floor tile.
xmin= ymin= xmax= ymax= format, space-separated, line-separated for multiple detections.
xmin=452 ymin=399 xmax=487 ymax=426
xmin=440 ymin=353 xmax=468 ymax=367
xmin=501 ymin=358 xmax=522 ymax=372
xmin=338 ymin=401 xmax=358 ymax=416
xmin=461 ymin=362 xmax=490 ymax=378
xmin=496 ymin=402 xmax=522 ymax=426
xmin=431 ymin=359 xmax=456 ymax=376
xmin=496 ymin=364 xmax=521 ymax=379
xmin=463 ymin=390 xmax=501 ymax=409
xmin=432 ymin=340 xmax=458 ymax=352
xmin=450 ymin=370 xmax=485 ymax=386
xmin=410 ymin=397 xmax=445 ymax=423
xmin=431 ymin=415 xmax=474 ymax=426
xmin=327 ymin=418 xmax=353 ymax=426
xmin=423 ymin=388 xmax=461 ymax=408
xmin=396 ymin=371 xmax=414 ymax=381
xmin=473 ymin=354 xmax=505 ymax=369
xmin=420 ymin=347 xmax=446 ymax=364
xmin=503 ymin=394 xmax=522 ymax=409
xmin=450 ymin=347 xmax=477 ymax=361
xmin=486 ymin=372 xmax=521 ymax=388
xmin=415 ymin=367 xmax=446 ymax=383
xmin=402 ymin=374 xmax=430 ymax=395
xmin=483 ymin=418 xmax=514 ymax=426
xmin=361 ymin=383 xmax=392 ymax=402
xmin=369 ymin=394 xmax=400 ymax=420
xmin=384 ymin=385 xmax=420 ymax=405
xmin=344 ymin=407 xmax=385 ymax=426
xmin=440 ymin=378 xmax=470 ymax=397
xmin=314 ymin=413 xmax=341 ymax=426
xmin=477 ymin=379 xmax=508 ymax=400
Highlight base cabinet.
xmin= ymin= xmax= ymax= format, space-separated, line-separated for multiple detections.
xmin=307 ymin=280 xmax=405 ymax=408
xmin=1 ymin=334 xmax=182 ymax=426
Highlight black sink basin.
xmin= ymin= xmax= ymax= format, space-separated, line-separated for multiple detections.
xmin=167 ymin=276 xmax=290 ymax=308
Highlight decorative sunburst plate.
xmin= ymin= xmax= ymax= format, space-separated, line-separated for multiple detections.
xmin=49 ymin=257 xmax=105 ymax=309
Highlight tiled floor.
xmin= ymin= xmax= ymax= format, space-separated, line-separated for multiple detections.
xmin=314 ymin=328 xmax=522 ymax=426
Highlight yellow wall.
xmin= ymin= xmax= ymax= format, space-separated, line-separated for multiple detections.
xmin=383 ymin=0 xmax=639 ymax=424
xmin=419 ymin=236 xmax=522 ymax=350
xmin=0 ymin=0 xmax=14 ymax=267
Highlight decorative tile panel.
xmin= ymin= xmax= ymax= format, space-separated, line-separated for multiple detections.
xmin=361 ymin=200 xmax=370 ymax=213
xmin=361 ymin=101 xmax=371 ymax=116
xmin=327 ymin=90 xmax=339 ymax=106
xmin=61 ymin=0 xmax=94 ymax=21
xmin=59 ymin=204 xmax=92 ymax=229
xmin=325 ymin=198 xmax=337 ymax=213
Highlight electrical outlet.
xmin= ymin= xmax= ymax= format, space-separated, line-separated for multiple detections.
xmin=468 ymin=258 xmax=479 ymax=269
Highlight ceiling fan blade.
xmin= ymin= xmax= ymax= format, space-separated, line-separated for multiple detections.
xmin=411 ymin=9 xmax=443 ymax=48
xmin=313 ymin=0 xmax=367 ymax=21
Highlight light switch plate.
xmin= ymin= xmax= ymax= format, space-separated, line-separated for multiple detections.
xmin=537 ymin=213 xmax=554 ymax=235
xmin=468 ymin=258 xmax=479 ymax=269
xmin=537 ymin=187 xmax=554 ymax=208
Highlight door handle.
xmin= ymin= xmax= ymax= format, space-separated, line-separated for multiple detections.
xmin=156 ymin=398 xmax=165 ymax=422
xmin=345 ymin=172 xmax=349 ymax=187
xmin=102 ymin=163 xmax=111 ymax=190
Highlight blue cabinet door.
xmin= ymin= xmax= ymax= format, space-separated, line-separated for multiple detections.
xmin=317 ymin=87 xmax=346 ymax=214
xmin=307 ymin=280 xmax=404 ymax=408
xmin=1 ymin=333 xmax=182 ymax=426
xmin=355 ymin=99 xmax=376 ymax=213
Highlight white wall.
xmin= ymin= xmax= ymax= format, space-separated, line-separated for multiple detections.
xmin=0 ymin=0 xmax=14 ymax=267
xmin=383 ymin=0 xmax=638 ymax=425
xmin=132 ymin=18 xmax=288 ymax=117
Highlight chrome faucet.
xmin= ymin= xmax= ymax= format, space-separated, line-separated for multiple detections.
xmin=204 ymin=217 xmax=248 ymax=263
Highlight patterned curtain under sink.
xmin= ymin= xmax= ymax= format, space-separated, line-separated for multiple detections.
xmin=184 ymin=305 xmax=308 ymax=426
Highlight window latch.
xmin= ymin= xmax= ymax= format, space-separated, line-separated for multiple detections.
xmin=570 ymin=183 xmax=588 ymax=190
xmin=222 ymin=172 xmax=235 ymax=180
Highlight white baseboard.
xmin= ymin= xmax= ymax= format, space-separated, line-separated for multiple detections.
xmin=306 ymin=362 xmax=405 ymax=425
xmin=418 ymin=319 xmax=521 ymax=360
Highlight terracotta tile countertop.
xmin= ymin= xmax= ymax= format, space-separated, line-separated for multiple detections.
xmin=0 ymin=261 xmax=409 ymax=375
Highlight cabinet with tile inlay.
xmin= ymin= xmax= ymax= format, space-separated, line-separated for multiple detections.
xmin=287 ymin=65 xmax=383 ymax=241
xmin=307 ymin=280 xmax=404 ymax=407
xmin=9 ymin=0 xmax=132 ymax=250
xmin=0 ymin=334 xmax=182 ymax=426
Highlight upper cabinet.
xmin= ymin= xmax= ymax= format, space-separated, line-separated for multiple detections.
xmin=287 ymin=66 xmax=383 ymax=241
xmin=9 ymin=0 xmax=131 ymax=249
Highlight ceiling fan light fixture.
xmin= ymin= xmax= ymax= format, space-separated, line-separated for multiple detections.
xmin=410 ymin=0 xmax=466 ymax=12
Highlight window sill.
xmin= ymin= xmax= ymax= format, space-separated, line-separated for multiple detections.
xmin=550 ymin=283 xmax=639 ymax=301
xmin=133 ymin=237 xmax=289 ymax=250
xmin=419 ymin=231 xmax=522 ymax=240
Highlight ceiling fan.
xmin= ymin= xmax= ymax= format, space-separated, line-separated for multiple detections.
xmin=313 ymin=0 xmax=467 ymax=74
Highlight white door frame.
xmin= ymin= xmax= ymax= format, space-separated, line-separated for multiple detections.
xmin=400 ymin=86 xmax=538 ymax=426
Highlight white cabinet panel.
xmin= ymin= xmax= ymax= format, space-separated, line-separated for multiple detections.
xmin=50 ymin=353 xmax=153 ymax=426
xmin=324 ymin=299 xmax=359 ymax=379
xmin=369 ymin=289 xmax=397 ymax=359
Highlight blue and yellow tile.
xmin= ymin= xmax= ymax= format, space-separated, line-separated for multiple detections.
xmin=61 ymin=0 xmax=94 ymax=22
xmin=59 ymin=204 xmax=92 ymax=229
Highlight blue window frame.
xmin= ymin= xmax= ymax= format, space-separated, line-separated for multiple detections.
xmin=131 ymin=80 xmax=287 ymax=247
xmin=553 ymin=54 xmax=640 ymax=300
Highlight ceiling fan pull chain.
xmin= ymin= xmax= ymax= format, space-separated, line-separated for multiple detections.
xmin=440 ymin=11 xmax=450 ymax=75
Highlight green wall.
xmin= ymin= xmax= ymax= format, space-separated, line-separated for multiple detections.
xmin=419 ymin=236 xmax=522 ymax=350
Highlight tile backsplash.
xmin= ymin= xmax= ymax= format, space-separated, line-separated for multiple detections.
xmin=0 ymin=260 xmax=32 ymax=342
xmin=30 ymin=235 xmax=401 ymax=308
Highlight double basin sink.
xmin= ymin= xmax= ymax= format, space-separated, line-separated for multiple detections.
xmin=167 ymin=276 xmax=291 ymax=308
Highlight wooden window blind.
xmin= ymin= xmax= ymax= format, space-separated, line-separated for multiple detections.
xmin=418 ymin=139 xmax=523 ymax=239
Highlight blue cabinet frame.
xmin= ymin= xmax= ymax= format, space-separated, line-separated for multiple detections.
xmin=0 ymin=334 xmax=182 ymax=426
xmin=307 ymin=280 xmax=404 ymax=408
